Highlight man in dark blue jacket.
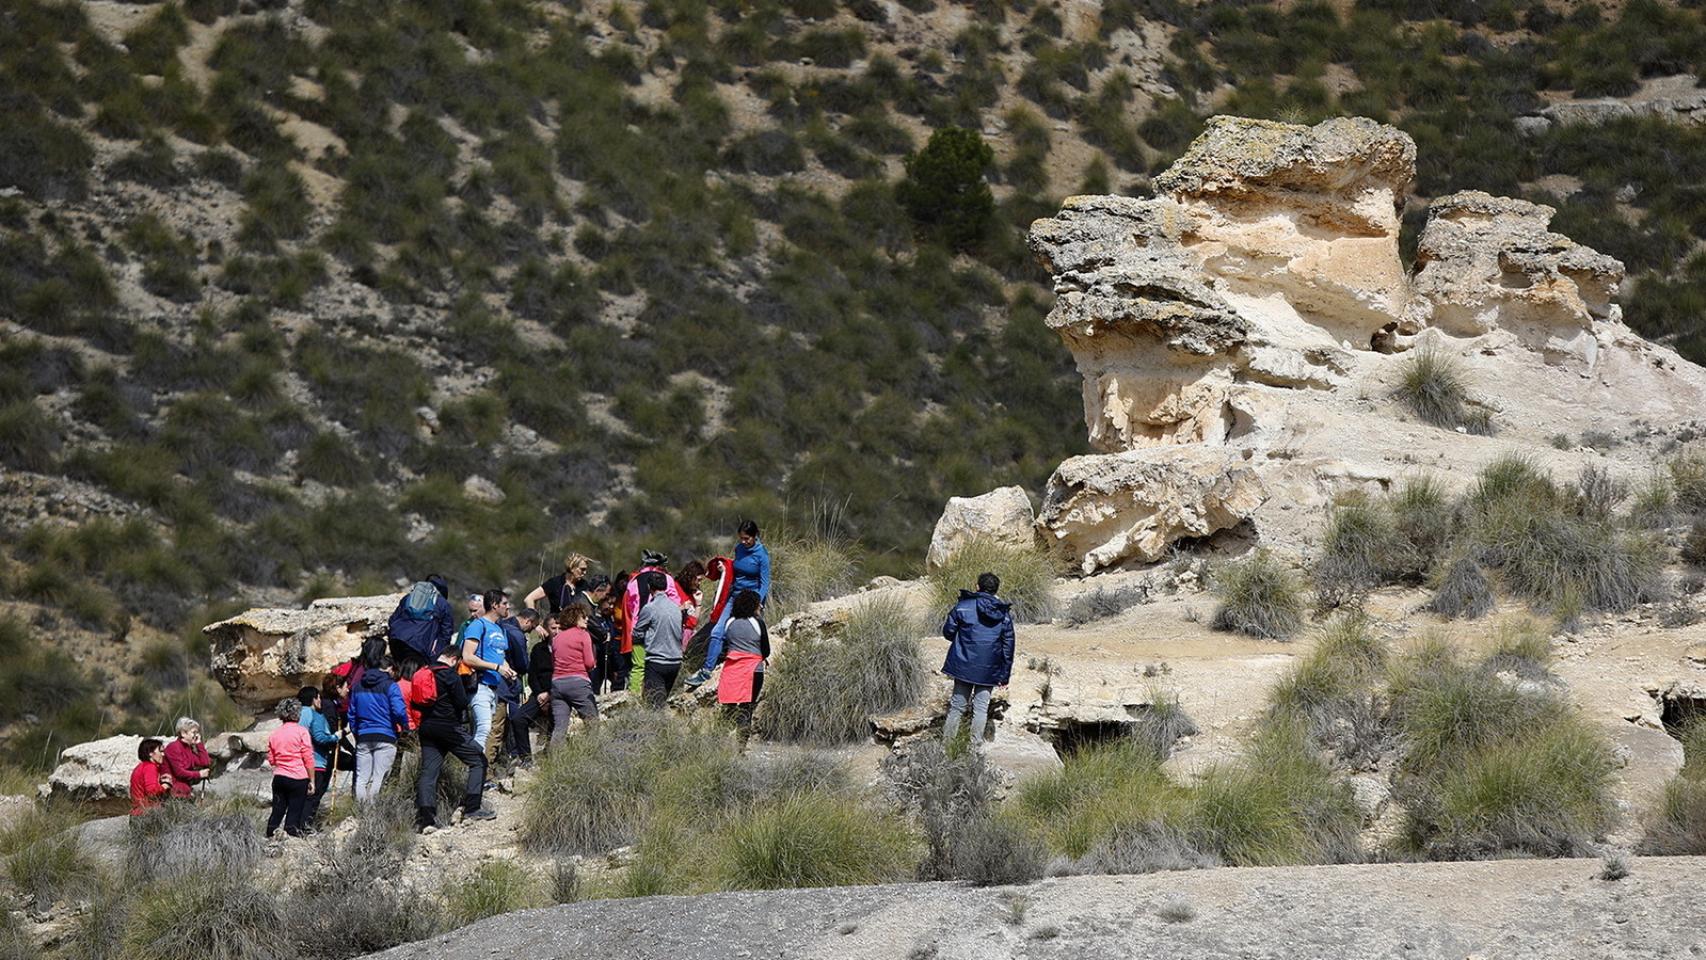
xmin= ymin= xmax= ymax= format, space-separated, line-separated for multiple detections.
xmin=388 ymin=574 xmax=455 ymax=663
xmin=940 ymin=572 xmax=1015 ymax=745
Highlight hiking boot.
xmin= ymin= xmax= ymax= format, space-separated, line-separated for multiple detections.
xmin=683 ymin=668 xmax=713 ymax=688
xmin=462 ymin=807 xmax=498 ymax=823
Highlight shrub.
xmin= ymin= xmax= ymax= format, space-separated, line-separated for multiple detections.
xmin=1184 ymin=721 xmax=1362 ymax=867
xmin=884 ymin=738 xmax=1001 ymax=881
xmin=926 ymin=536 xmax=1058 ymax=625
xmin=1267 ymin=614 xmax=1387 ymax=763
xmin=446 ymin=861 xmax=545 ymax=926
xmin=1132 ymin=690 xmax=1199 ymax=761
xmin=1671 ymin=452 xmax=1706 ymax=515
xmin=1211 ymin=550 xmax=1305 ymax=640
xmin=945 ymin=813 xmax=1048 ymax=886
xmin=124 ymin=803 xmax=261 ymax=883
xmin=1395 ymin=348 xmax=1488 ymax=432
xmin=770 ymin=533 xmax=860 ymax=614
xmin=0 ymin=806 xmax=97 ymax=905
xmin=1390 ymin=476 xmax=1455 ymax=570
xmin=122 ymin=873 xmax=285 ymax=960
xmin=1312 ymin=495 xmax=1414 ymax=606
xmin=710 ymin=791 xmax=914 ymax=890
xmin=896 ymin=127 xmax=995 ymax=250
xmin=1426 ymin=553 xmax=1496 ymax=620
xmin=1639 ymin=777 xmax=1706 ymax=855
xmin=1062 ymin=584 xmax=1147 ymax=626
xmin=1010 ymin=738 xmax=1186 ymax=861
xmin=761 ymin=595 xmax=927 ymax=744
xmin=1482 ymin=616 xmax=1552 ymax=677
xmin=0 ymin=400 xmax=60 ymax=471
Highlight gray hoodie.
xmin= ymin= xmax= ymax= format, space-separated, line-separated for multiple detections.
xmin=634 ymin=593 xmax=685 ymax=664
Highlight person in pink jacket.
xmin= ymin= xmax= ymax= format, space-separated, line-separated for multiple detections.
xmin=265 ymin=698 xmax=317 ymax=839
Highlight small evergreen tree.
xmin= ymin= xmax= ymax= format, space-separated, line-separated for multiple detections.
xmin=896 ymin=127 xmax=994 ymax=250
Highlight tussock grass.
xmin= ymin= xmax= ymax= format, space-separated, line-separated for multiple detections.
xmin=1133 ymin=690 xmax=1199 ymax=761
xmin=1267 ymin=614 xmax=1387 ymax=764
xmin=121 ymin=874 xmax=285 ymax=960
xmin=711 ymin=792 xmax=913 ymax=890
xmin=926 ymin=535 xmax=1058 ymax=625
xmin=1395 ymin=348 xmax=1488 ymax=433
xmin=1185 ymin=721 xmax=1362 ymax=867
xmin=885 ymin=739 xmax=1043 ymax=885
xmin=0 ymin=806 xmax=97 ymax=905
xmin=1062 ymin=584 xmax=1147 ymax=626
xmin=1426 ymin=553 xmax=1496 ymax=619
xmin=1640 ymin=777 xmax=1706 ymax=855
xmin=760 ymin=595 xmax=926 ymax=745
xmin=771 ymin=534 xmax=861 ymax=614
xmin=1211 ymin=550 xmax=1304 ymax=640
xmin=124 ymin=802 xmax=261 ymax=882
xmin=447 ymin=861 xmax=546 ymax=926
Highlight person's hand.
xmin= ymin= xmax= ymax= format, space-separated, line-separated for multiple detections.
xmin=307 ymin=782 xmax=316 ymax=796
xmin=536 ymin=692 xmax=549 ymax=706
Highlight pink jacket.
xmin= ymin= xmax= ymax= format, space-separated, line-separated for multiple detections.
xmin=620 ymin=566 xmax=687 ymax=653
xmin=267 ymin=722 xmax=316 ymax=781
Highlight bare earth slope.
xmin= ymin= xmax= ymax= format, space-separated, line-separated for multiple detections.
xmin=374 ymin=857 xmax=1706 ymax=960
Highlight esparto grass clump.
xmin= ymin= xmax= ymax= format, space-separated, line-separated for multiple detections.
xmin=926 ymin=535 xmax=1058 ymax=625
xmin=1211 ymin=550 xmax=1305 ymax=640
xmin=760 ymin=594 xmax=926 ymax=745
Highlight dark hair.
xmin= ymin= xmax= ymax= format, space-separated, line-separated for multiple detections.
xmin=519 ymin=607 xmax=541 ymax=625
xmin=482 ymin=589 xmax=505 ymax=612
xmin=677 ymin=560 xmax=705 ymax=587
xmin=644 ymin=571 xmax=667 ymax=594
xmin=562 ymin=601 xmax=591 ymax=627
xmin=738 ymin=519 xmax=760 ymax=538
xmin=321 ymin=672 xmax=348 ymax=693
xmin=360 ymin=635 xmax=388 ymax=669
xmin=977 ymin=572 xmax=1001 ymax=595
xmin=732 ymin=589 xmax=762 ymax=620
xmin=297 ymin=686 xmax=320 ymax=705
xmin=138 ymin=737 xmax=164 ymax=762
xmin=399 ymin=655 xmax=423 ymax=677
xmin=585 ymin=573 xmax=611 ymax=593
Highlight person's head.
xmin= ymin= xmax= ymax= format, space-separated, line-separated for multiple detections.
xmin=738 ymin=519 xmax=760 ymax=547
xmin=139 ymin=737 xmax=165 ymax=763
xmin=641 ymin=549 xmax=668 ymax=569
xmin=466 ymin=593 xmax=483 ymax=618
xmin=374 ymin=654 xmax=396 ymax=678
xmin=597 ymin=592 xmax=617 ymax=614
xmin=321 ymin=672 xmax=349 ymax=699
xmin=399 ymin=655 xmax=423 ymax=678
xmin=482 ymin=589 xmax=507 ymax=617
xmin=360 ymin=635 xmax=387 ymax=669
xmin=518 ymin=607 xmax=541 ymax=632
xmin=732 ymin=589 xmax=761 ymax=620
xmin=565 ymin=553 xmax=591 ymax=580
xmin=612 ymin=570 xmax=631 ymax=592
xmin=643 ymin=571 xmax=667 ymax=594
xmin=562 ymin=601 xmax=590 ymax=628
xmin=585 ymin=573 xmax=611 ymax=601
xmin=297 ymin=686 xmax=321 ymax=710
xmin=677 ymin=560 xmax=705 ymax=594
xmin=437 ymin=644 xmax=460 ymax=665
xmin=428 ymin=574 xmax=449 ymax=599
xmin=977 ymin=572 xmax=1001 ymax=595
xmin=276 ymin=698 xmax=302 ymax=723
xmin=174 ymin=717 xmax=201 ymax=743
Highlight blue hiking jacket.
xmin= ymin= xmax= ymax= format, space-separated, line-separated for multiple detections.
xmin=733 ymin=541 xmax=771 ymax=603
xmin=300 ymin=704 xmax=339 ymax=770
xmin=940 ymin=590 xmax=1016 ymax=687
xmin=387 ymin=575 xmax=454 ymax=659
xmin=348 ymin=669 xmax=409 ymax=741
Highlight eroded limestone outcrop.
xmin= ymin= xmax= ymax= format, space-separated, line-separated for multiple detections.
xmin=205 ymin=594 xmax=397 ymax=708
xmin=1008 ymin=113 xmax=1706 ymax=574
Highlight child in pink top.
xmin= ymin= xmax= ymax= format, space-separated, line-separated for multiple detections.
xmin=265 ymin=698 xmax=317 ymax=839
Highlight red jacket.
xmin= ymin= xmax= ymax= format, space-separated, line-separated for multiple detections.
xmin=130 ymin=761 xmax=169 ymax=815
xmin=163 ymin=739 xmax=210 ymax=798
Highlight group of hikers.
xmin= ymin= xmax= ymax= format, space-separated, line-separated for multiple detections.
xmin=127 ymin=519 xmax=1021 ymax=840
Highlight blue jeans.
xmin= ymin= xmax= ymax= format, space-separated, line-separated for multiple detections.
xmin=701 ymin=600 xmax=736 ymax=672
xmin=470 ymin=684 xmax=497 ymax=753
xmin=943 ymin=680 xmax=993 ymax=744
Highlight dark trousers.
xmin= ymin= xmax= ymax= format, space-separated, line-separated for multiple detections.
xmin=302 ymin=766 xmax=332 ymax=825
xmin=724 ymin=671 xmax=765 ymax=748
xmin=507 ymin=697 xmax=543 ymax=759
xmin=642 ymin=660 xmax=681 ymax=708
xmin=267 ymin=775 xmax=310 ymax=837
xmin=590 ymin=641 xmax=617 ymax=695
xmin=607 ymin=646 xmax=633 ymax=694
xmin=416 ymin=724 xmax=485 ymax=827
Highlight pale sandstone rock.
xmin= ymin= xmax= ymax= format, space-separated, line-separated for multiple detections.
xmin=1036 ymin=446 xmax=1267 ymax=573
xmin=205 ymin=594 xmax=397 ymax=708
xmin=40 ymin=735 xmax=147 ymax=808
xmin=925 ymin=486 xmax=1037 ymax=570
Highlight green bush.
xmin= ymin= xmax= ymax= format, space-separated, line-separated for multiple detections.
xmin=926 ymin=536 xmax=1057 ymax=625
xmin=1211 ymin=550 xmax=1305 ymax=640
xmin=710 ymin=791 xmax=913 ymax=889
xmin=761 ymin=595 xmax=927 ymax=745
xmin=122 ymin=873 xmax=285 ymax=960
xmin=1267 ymin=614 xmax=1387 ymax=763
xmin=896 ymin=127 xmax=995 ymax=251
xmin=1312 ymin=495 xmax=1415 ymax=606
xmin=1395 ymin=348 xmax=1489 ymax=433
xmin=1426 ymin=553 xmax=1495 ymax=620
xmin=446 ymin=861 xmax=545 ymax=926
xmin=1184 ymin=721 xmax=1362 ymax=867
xmin=0 ymin=400 xmax=60 ymax=471
xmin=1062 ymin=584 xmax=1146 ymax=626
xmin=770 ymin=532 xmax=860 ymax=614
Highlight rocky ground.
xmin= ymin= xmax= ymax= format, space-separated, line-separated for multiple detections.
xmin=371 ymin=856 xmax=1706 ymax=960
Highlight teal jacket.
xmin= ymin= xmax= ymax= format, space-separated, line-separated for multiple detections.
xmin=300 ymin=704 xmax=339 ymax=770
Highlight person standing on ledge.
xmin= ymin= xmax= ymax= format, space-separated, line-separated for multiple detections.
xmin=686 ymin=520 xmax=770 ymax=689
xmin=940 ymin=572 xmax=1014 ymax=747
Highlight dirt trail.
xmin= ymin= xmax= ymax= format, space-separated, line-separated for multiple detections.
xmin=370 ymin=856 xmax=1706 ymax=960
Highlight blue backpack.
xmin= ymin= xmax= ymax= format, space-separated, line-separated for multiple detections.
xmin=402 ymin=581 xmax=439 ymax=619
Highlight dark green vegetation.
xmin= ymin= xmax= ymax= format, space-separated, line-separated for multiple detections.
xmin=4 ymin=0 xmax=1706 ymax=771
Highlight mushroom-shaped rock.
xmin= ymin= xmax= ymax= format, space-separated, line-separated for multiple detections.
xmin=204 ymin=594 xmax=398 ymax=709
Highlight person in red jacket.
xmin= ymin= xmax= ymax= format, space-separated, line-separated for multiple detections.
xmin=129 ymin=738 xmax=170 ymax=815
xmin=265 ymin=698 xmax=317 ymax=839
xmin=163 ymin=717 xmax=211 ymax=798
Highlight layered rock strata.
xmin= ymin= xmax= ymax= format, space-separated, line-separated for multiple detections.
xmin=204 ymin=594 xmax=397 ymax=708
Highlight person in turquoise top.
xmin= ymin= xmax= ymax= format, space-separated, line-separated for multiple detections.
xmin=460 ymin=590 xmax=517 ymax=761
xmin=297 ymin=685 xmax=339 ymax=830
xmin=686 ymin=520 xmax=770 ymax=688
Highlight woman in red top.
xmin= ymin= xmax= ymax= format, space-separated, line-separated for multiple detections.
xmin=163 ymin=717 xmax=211 ymax=798
xmin=549 ymin=603 xmax=600 ymax=747
xmin=129 ymin=738 xmax=171 ymax=815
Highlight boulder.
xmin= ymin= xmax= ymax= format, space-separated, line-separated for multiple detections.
xmin=204 ymin=594 xmax=398 ymax=709
xmin=983 ymin=727 xmax=1063 ymax=785
xmin=39 ymin=734 xmax=147 ymax=810
xmin=1036 ymin=446 xmax=1267 ymax=574
xmin=926 ymin=486 xmax=1038 ymax=570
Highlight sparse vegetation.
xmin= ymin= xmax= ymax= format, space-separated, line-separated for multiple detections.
xmin=761 ymin=595 xmax=927 ymax=744
xmin=1063 ymin=584 xmax=1147 ymax=626
xmin=1395 ymin=349 xmax=1489 ymax=434
xmin=1211 ymin=551 xmax=1304 ymax=640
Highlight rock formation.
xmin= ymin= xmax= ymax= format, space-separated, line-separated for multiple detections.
xmin=1012 ymin=113 xmax=1706 ymax=574
xmin=204 ymin=593 xmax=397 ymax=708
xmin=925 ymin=486 xmax=1036 ymax=569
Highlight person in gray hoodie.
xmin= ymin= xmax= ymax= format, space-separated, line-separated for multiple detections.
xmin=634 ymin=571 xmax=685 ymax=708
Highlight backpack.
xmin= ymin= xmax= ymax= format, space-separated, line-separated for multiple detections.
xmin=407 ymin=666 xmax=439 ymax=708
xmin=402 ymin=581 xmax=439 ymax=620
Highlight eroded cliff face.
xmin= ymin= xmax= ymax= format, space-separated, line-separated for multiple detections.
xmin=1025 ymin=114 xmax=1706 ymax=574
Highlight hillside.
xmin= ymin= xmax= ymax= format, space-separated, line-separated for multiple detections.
xmin=4 ymin=0 xmax=1706 ymax=766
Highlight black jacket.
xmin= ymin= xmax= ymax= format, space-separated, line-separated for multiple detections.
xmin=528 ymin=638 xmax=553 ymax=698
xmin=417 ymin=661 xmax=471 ymax=731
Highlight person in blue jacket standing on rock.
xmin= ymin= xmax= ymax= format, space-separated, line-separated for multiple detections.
xmin=686 ymin=520 xmax=771 ymax=688
xmin=940 ymin=572 xmax=1014 ymax=746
